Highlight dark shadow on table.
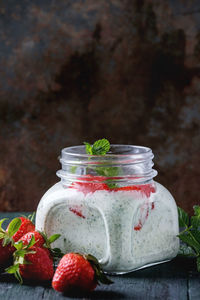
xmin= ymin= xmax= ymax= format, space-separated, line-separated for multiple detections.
xmin=120 ymin=257 xmax=199 ymax=280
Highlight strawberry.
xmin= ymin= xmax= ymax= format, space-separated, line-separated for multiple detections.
xmin=18 ymin=230 xmax=63 ymax=260
xmin=6 ymin=236 xmax=54 ymax=283
xmin=19 ymin=246 xmax=54 ymax=281
xmin=52 ymin=253 xmax=113 ymax=293
xmin=0 ymin=240 xmax=14 ymax=266
xmin=0 ymin=218 xmax=22 ymax=266
xmin=7 ymin=216 xmax=35 ymax=242
xmin=69 ymin=175 xmax=110 ymax=194
xmin=19 ymin=231 xmax=45 ymax=248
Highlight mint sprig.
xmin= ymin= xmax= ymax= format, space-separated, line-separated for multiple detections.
xmin=84 ymin=139 xmax=122 ymax=188
xmin=178 ymin=205 xmax=200 ymax=271
xmin=84 ymin=139 xmax=110 ymax=156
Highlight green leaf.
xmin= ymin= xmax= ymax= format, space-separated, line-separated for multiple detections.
xmin=70 ymin=166 xmax=77 ymax=174
xmin=6 ymin=264 xmax=23 ymax=284
xmin=92 ymin=139 xmax=110 ymax=155
xmin=191 ymin=216 xmax=200 ymax=229
xmin=6 ymin=264 xmax=19 ymax=274
xmin=14 ymin=241 xmax=23 ymax=250
xmin=191 ymin=230 xmax=200 ymax=243
xmin=28 ymin=212 xmax=35 ymax=223
xmin=15 ymin=269 xmax=23 ymax=284
xmin=7 ymin=218 xmax=21 ymax=237
xmin=15 ymin=250 xmax=27 ymax=258
xmin=178 ymin=244 xmax=195 ymax=257
xmin=194 ymin=205 xmax=200 ymax=216
xmin=85 ymin=254 xmax=113 ymax=285
xmin=2 ymin=236 xmax=11 ymax=247
xmin=178 ymin=233 xmax=200 ymax=254
xmin=48 ymin=234 xmax=61 ymax=244
xmin=197 ymin=256 xmax=200 ymax=272
xmin=191 ymin=206 xmax=200 ymax=229
xmin=178 ymin=207 xmax=189 ymax=227
xmin=27 ymin=235 xmax=36 ymax=248
xmin=0 ymin=233 xmax=5 ymax=239
xmin=84 ymin=142 xmax=93 ymax=155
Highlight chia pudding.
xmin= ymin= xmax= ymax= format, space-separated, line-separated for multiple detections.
xmin=36 ymin=145 xmax=179 ymax=274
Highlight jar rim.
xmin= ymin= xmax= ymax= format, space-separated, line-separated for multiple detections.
xmin=57 ymin=144 xmax=157 ymax=183
xmin=61 ymin=144 xmax=153 ymax=161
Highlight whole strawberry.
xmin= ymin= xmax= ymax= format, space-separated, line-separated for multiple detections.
xmin=18 ymin=230 xmax=62 ymax=260
xmin=7 ymin=216 xmax=35 ymax=242
xmin=19 ymin=231 xmax=45 ymax=248
xmin=19 ymin=246 xmax=54 ymax=281
xmin=0 ymin=218 xmax=22 ymax=266
xmin=52 ymin=253 xmax=113 ymax=293
xmin=6 ymin=237 xmax=54 ymax=283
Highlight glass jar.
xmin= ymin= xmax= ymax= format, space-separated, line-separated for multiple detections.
xmin=35 ymin=145 xmax=179 ymax=274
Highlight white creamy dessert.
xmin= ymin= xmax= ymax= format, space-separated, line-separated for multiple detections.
xmin=36 ymin=180 xmax=179 ymax=273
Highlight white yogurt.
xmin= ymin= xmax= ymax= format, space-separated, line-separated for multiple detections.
xmin=36 ymin=181 xmax=179 ymax=273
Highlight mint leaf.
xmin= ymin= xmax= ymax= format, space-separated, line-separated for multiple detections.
xmin=96 ymin=166 xmax=121 ymax=177
xmin=178 ymin=233 xmax=200 ymax=254
xmin=191 ymin=216 xmax=200 ymax=229
xmin=92 ymin=139 xmax=110 ymax=155
xmin=191 ymin=206 xmax=200 ymax=229
xmin=178 ymin=207 xmax=189 ymax=227
xmin=191 ymin=230 xmax=200 ymax=244
xmin=8 ymin=218 xmax=21 ymax=237
xmin=84 ymin=139 xmax=110 ymax=156
xmin=84 ymin=142 xmax=93 ymax=155
xmin=70 ymin=166 xmax=77 ymax=174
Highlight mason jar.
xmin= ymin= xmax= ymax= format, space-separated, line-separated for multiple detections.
xmin=35 ymin=145 xmax=179 ymax=274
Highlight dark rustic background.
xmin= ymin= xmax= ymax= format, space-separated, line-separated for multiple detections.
xmin=0 ymin=0 xmax=200 ymax=213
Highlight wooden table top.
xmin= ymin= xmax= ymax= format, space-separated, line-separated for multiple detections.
xmin=0 ymin=212 xmax=200 ymax=300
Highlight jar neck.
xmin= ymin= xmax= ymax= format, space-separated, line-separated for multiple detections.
xmin=56 ymin=145 xmax=158 ymax=185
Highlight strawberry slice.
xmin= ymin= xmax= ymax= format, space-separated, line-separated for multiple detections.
xmin=69 ymin=175 xmax=110 ymax=194
xmin=112 ymin=184 xmax=156 ymax=197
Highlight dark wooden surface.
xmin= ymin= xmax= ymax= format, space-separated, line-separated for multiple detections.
xmin=0 ymin=212 xmax=200 ymax=300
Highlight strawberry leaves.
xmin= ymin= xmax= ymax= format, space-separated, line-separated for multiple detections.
xmin=84 ymin=254 xmax=113 ymax=285
xmin=0 ymin=218 xmax=21 ymax=246
xmin=178 ymin=205 xmax=200 ymax=272
xmin=7 ymin=218 xmax=22 ymax=238
xmin=6 ymin=235 xmax=36 ymax=284
xmin=38 ymin=231 xmax=63 ymax=259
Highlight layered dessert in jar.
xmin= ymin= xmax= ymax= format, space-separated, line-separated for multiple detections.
xmin=36 ymin=144 xmax=179 ymax=274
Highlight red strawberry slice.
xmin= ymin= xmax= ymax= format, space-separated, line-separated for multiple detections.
xmin=69 ymin=175 xmax=110 ymax=194
xmin=112 ymin=184 xmax=156 ymax=197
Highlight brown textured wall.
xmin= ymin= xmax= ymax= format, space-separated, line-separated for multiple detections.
xmin=0 ymin=0 xmax=200 ymax=213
